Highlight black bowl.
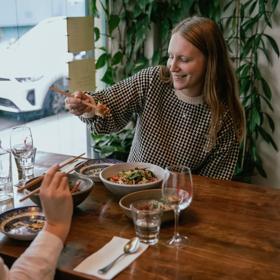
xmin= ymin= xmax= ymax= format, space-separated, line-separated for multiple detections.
xmin=24 ymin=173 xmax=94 ymax=207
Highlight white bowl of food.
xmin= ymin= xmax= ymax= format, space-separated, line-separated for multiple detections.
xmin=100 ymin=162 xmax=165 ymax=196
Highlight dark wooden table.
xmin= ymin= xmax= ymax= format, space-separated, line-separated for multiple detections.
xmin=1 ymin=151 xmax=280 ymax=280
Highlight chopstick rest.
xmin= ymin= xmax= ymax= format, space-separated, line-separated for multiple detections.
xmin=74 ymin=236 xmax=148 ymax=280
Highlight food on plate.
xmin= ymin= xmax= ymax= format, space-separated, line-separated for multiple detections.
xmin=108 ymin=168 xmax=158 ymax=185
xmin=9 ymin=218 xmax=45 ymax=234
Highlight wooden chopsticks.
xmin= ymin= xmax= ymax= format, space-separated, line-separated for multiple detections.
xmin=18 ymin=152 xmax=85 ymax=192
xmin=18 ymin=153 xmax=85 ymax=202
xmin=50 ymin=86 xmax=96 ymax=110
xmin=49 ymin=86 xmax=110 ymax=117
xmin=19 ymin=166 xmax=78 ymax=202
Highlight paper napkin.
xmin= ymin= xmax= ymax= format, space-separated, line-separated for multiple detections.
xmin=74 ymin=236 xmax=149 ymax=280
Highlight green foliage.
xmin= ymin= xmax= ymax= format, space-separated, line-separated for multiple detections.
xmin=91 ymin=0 xmax=279 ymax=179
xmin=91 ymin=128 xmax=134 ymax=160
xmin=221 ymin=0 xmax=279 ymax=179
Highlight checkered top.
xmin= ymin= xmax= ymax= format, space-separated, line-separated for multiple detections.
xmin=81 ymin=66 xmax=239 ymax=180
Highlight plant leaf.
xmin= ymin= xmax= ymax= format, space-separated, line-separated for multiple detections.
xmin=264 ymin=113 xmax=275 ymax=132
xmin=94 ymin=27 xmax=100 ymax=41
xmin=258 ymin=126 xmax=278 ymax=151
xmin=263 ymin=34 xmax=280 ymax=57
xmin=112 ymin=51 xmax=123 ymax=65
xmin=260 ymin=78 xmax=272 ymax=99
xmin=95 ymin=53 xmax=107 ymax=69
xmin=108 ymin=14 xmax=120 ymax=35
xmin=101 ymin=69 xmax=114 ymax=85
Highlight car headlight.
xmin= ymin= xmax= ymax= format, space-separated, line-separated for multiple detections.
xmin=15 ymin=75 xmax=43 ymax=82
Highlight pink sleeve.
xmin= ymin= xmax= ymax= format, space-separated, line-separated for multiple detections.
xmin=6 ymin=230 xmax=63 ymax=280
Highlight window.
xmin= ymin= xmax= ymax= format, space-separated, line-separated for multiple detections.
xmin=0 ymin=0 xmax=90 ymax=156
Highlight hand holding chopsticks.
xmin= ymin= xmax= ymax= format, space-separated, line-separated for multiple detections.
xmin=49 ymin=86 xmax=110 ymax=118
xmin=39 ymin=164 xmax=73 ymax=242
xmin=18 ymin=153 xmax=85 ymax=202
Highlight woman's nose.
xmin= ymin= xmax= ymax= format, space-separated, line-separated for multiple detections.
xmin=169 ymin=58 xmax=179 ymax=72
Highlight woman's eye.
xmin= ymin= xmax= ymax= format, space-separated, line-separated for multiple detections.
xmin=180 ymin=57 xmax=190 ymax=62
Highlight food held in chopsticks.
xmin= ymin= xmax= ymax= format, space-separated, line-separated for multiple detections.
xmin=49 ymin=86 xmax=110 ymax=117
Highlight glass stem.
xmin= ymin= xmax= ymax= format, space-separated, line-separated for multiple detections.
xmin=173 ymin=207 xmax=180 ymax=237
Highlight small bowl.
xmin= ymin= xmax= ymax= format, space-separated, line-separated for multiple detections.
xmin=100 ymin=162 xmax=165 ymax=197
xmin=24 ymin=173 xmax=94 ymax=207
xmin=77 ymin=163 xmax=114 ymax=182
xmin=119 ymin=189 xmax=174 ymax=223
xmin=0 ymin=206 xmax=45 ymax=241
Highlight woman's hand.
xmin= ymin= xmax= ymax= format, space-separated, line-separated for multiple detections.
xmin=65 ymin=91 xmax=110 ymax=117
xmin=65 ymin=91 xmax=94 ymax=116
xmin=39 ymin=164 xmax=73 ymax=243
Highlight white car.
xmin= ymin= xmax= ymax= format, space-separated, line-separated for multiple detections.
xmin=0 ymin=17 xmax=74 ymax=116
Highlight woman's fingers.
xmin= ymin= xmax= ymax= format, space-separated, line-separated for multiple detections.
xmin=65 ymin=92 xmax=92 ymax=115
xmin=41 ymin=164 xmax=60 ymax=190
xmin=59 ymin=176 xmax=70 ymax=192
xmin=50 ymin=172 xmax=67 ymax=190
xmin=65 ymin=91 xmax=110 ymax=117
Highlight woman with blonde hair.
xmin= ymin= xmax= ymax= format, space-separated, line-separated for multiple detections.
xmin=66 ymin=16 xmax=245 ymax=180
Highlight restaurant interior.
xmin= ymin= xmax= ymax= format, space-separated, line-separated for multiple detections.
xmin=0 ymin=1 xmax=280 ymax=279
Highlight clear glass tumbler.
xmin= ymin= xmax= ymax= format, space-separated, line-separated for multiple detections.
xmin=131 ymin=200 xmax=162 ymax=245
xmin=0 ymin=140 xmax=13 ymax=202
xmin=10 ymin=126 xmax=35 ymax=186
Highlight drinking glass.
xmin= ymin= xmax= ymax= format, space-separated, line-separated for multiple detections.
xmin=0 ymin=140 xmax=13 ymax=202
xmin=131 ymin=200 xmax=162 ymax=245
xmin=10 ymin=126 xmax=35 ymax=186
xmin=162 ymin=165 xmax=193 ymax=246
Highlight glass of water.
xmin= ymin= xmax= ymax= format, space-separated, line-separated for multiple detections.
xmin=131 ymin=200 xmax=162 ymax=245
xmin=10 ymin=126 xmax=35 ymax=186
xmin=0 ymin=140 xmax=13 ymax=202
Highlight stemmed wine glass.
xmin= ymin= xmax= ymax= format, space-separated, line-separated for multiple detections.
xmin=162 ymin=165 xmax=193 ymax=246
xmin=10 ymin=126 xmax=34 ymax=186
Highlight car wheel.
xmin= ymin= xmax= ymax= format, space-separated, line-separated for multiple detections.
xmin=43 ymin=79 xmax=67 ymax=115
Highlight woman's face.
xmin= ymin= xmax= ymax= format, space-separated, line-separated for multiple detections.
xmin=167 ymin=32 xmax=206 ymax=93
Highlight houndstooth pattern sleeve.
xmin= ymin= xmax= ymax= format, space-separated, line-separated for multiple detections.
xmin=198 ymin=110 xmax=240 ymax=180
xmin=80 ymin=67 xmax=156 ymax=133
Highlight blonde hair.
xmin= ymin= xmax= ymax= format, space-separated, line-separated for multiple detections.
xmin=160 ymin=16 xmax=245 ymax=144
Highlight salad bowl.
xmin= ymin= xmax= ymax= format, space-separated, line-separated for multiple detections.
xmin=99 ymin=162 xmax=165 ymax=197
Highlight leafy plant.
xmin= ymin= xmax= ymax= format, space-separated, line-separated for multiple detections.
xmin=91 ymin=128 xmax=134 ymax=160
xmin=219 ymin=0 xmax=279 ymax=179
xmin=91 ymin=0 xmax=279 ymax=179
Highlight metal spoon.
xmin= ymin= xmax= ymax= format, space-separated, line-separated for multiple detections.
xmin=98 ymin=237 xmax=140 ymax=274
